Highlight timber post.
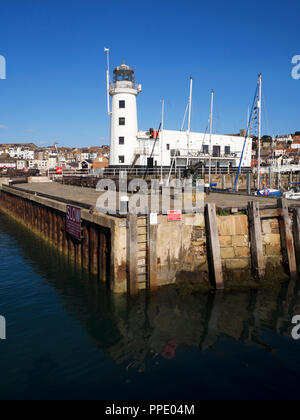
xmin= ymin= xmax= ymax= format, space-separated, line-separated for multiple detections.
xmin=205 ymin=203 xmax=224 ymax=290
xmin=248 ymin=201 xmax=265 ymax=278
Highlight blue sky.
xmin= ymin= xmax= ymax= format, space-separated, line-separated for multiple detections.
xmin=0 ymin=0 xmax=299 ymax=147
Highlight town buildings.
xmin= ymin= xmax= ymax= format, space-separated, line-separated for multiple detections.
xmin=0 ymin=143 xmax=109 ymax=174
xmin=252 ymin=133 xmax=300 ymax=168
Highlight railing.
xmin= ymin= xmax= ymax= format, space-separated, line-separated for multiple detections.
xmin=256 ymin=165 xmax=300 ymax=174
xmin=109 ymin=81 xmax=141 ymax=91
xmin=56 ymin=166 xmax=251 ymax=178
xmin=134 ymin=147 xmax=159 ymax=156
xmin=172 ymin=149 xmax=240 ymax=159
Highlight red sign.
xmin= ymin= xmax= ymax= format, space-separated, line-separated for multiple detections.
xmin=66 ymin=205 xmax=81 ymax=241
xmin=56 ymin=166 xmax=63 ymax=174
xmin=168 ymin=210 xmax=182 ymax=221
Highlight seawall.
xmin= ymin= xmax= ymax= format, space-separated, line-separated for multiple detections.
xmin=0 ymin=183 xmax=299 ymax=294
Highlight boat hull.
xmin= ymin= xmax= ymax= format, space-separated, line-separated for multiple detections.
xmin=257 ymin=189 xmax=282 ymax=197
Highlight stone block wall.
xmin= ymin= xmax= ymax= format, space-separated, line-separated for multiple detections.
xmin=261 ymin=218 xmax=282 ymax=265
xmin=216 ymin=214 xmax=251 ymax=271
xmin=154 ymin=212 xmax=287 ymax=288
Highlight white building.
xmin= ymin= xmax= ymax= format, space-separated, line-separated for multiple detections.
xmin=47 ymin=153 xmax=57 ymax=169
xmin=276 ymin=134 xmax=293 ymax=143
xmin=136 ymin=130 xmax=252 ymax=170
xmin=81 ymin=151 xmax=91 ymax=161
xmin=17 ymin=160 xmax=27 ymax=170
xmin=6 ymin=145 xmax=35 ymax=160
xmin=109 ymin=62 xmax=252 ymax=169
xmin=29 ymin=159 xmax=49 ymax=170
xmin=291 ymin=141 xmax=300 ymax=150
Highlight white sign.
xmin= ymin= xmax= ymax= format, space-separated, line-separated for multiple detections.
xmin=150 ymin=213 xmax=158 ymax=225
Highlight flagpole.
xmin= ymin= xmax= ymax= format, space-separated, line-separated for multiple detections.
xmin=104 ymin=48 xmax=111 ymax=115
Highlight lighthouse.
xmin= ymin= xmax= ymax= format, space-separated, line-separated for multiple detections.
xmin=109 ymin=63 xmax=142 ymax=166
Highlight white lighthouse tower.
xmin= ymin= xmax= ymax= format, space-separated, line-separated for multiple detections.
xmin=109 ymin=63 xmax=142 ymax=166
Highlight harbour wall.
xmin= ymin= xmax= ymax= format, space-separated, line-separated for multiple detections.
xmin=0 ymin=185 xmax=299 ymax=294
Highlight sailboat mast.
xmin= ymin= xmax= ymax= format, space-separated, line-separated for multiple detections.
xmin=160 ymin=99 xmax=165 ymax=184
xmin=208 ymin=89 xmax=214 ymax=186
xmin=271 ymin=135 xmax=275 ymax=187
xmin=187 ymin=77 xmax=193 ymax=167
xmin=257 ymin=73 xmax=262 ymax=191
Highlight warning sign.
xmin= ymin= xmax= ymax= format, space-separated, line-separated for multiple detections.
xmin=168 ymin=210 xmax=182 ymax=222
xmin=66 ymin=205 xmax=82 ymax=240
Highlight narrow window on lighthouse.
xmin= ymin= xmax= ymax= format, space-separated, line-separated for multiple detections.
xmin=119 ymin=117 xmax=125 ymax=126
xmin=119 ymin=137 xmax=125 ymax=145
xmin=119 ymin=156 xmax=125 ymax=164
xmin=119 ymin=100 xmax=125 ymax=109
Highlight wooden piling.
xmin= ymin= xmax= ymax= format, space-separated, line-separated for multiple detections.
xmin=127 ymin=213 xmax=138 ymax=295
xmin=99 ymin=230 xmax=106 ymax=281
xmin=205 ymin=203 xmax=224 ymax=290
xmin=248 ymin=201 xmax=265 ymax=278
xmin=89 ymin=224 xmax=99 ymax=275
xmin=48 ymin=209 xmax=53 ymax=242
xmin=82 ymin=223 xmax=90 ymax=271
xmin=277 ymin=199 xmax=297 ymax=279
xmin=40 ymin=206 xmax=45 ymax=236
xmin=69 ymin=235 xmax=75 ymax=262
xmin=53 ymin=212 xmax=58 ymax=247
xmin=75 ymin=239 xmax=82 ymax=268
xmin=58 ymin=213 xmax=63 ymax=253
xmin=293 ymin=208 xmax=300 ymax=274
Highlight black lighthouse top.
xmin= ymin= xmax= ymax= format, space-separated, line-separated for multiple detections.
xmin=113 ymin=63 xmax=135 ymax=83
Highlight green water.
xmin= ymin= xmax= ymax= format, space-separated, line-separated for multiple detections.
xmin=0 ymin=211 xmax=300 ymax=400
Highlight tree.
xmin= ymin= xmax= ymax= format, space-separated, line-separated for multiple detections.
xmin=261 ymin=135 xmax=273 ymax=143
xmin=252 ymin=137 xmax=258 ymax=151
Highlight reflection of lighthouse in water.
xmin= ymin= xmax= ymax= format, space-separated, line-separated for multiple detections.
xmin=109 ymin=63 xmax=142 ymax=166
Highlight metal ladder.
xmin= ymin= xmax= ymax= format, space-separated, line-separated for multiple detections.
xmin=136 ymin=216 xmax=149 ymax=289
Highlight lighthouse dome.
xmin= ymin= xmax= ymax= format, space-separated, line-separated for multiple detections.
xmin=113 ymin=63 xmax=135 ymax=83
